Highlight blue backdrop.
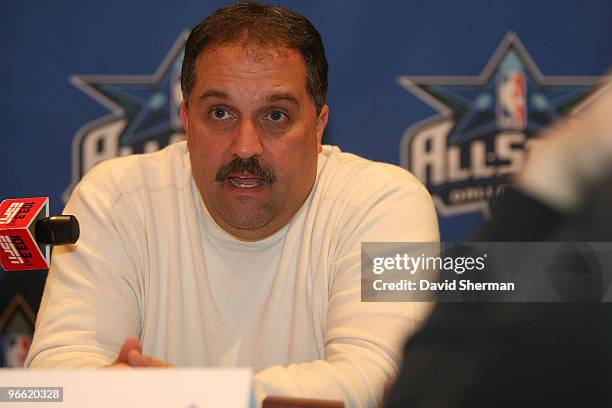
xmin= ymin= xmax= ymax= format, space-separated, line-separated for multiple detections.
xmin=1 ymin=0 xmax=611 ymax=366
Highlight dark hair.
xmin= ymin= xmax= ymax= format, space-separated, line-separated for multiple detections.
xmin=181 ymin=2 xmax=328 ymax=114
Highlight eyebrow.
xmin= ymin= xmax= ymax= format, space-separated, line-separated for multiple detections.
xmin=198 ymin=89 xmax=300 ymax=107
xmin=265 ymin=92 xmax=300 ymax=107
xmin=199 ymin=90 xmax=229 ymax=100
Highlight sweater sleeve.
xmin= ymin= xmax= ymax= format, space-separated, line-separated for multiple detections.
xmin=25 ymin=173 xmax=142 ymax=368
xmin=253 ymin=173 xmax=440 ymax=407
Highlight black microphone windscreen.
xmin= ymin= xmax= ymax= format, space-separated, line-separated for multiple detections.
xmin=35 ymin=215 xmax=80 ymax=245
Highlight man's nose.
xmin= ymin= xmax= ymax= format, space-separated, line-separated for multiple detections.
xmin=230 ymin=118 xmax=264 ymax=159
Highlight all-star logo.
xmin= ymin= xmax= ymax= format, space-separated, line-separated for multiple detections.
xmin=399 ymin=32 xmax=602 ymax=217
xmin=64 ymin=33 xmax=188 ymax=202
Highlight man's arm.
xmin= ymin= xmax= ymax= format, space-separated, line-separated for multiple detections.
xmin=25 ymin=172 xmax=142 ymax=368
xmin=253 ymin=171 xmax=439 ymax=407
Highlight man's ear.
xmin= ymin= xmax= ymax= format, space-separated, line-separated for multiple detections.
xmin=315 ymin=104 xmax=329 ymax=153
xmin=179 ymin=101 xmax=190 ymax=134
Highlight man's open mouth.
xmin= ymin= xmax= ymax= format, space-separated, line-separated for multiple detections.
xmin=227 ymin=176 xmax=265 ymax=188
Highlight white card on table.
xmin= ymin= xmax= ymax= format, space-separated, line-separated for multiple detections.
xmin=0 ymin=368 xmax=253 ymax=408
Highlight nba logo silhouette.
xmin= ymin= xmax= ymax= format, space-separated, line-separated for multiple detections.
xmin=496 ymin=71 xmax=527 ymax=130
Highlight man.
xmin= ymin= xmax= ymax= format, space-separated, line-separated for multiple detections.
xmin=25 ymin=3 xmax=438 ymax=407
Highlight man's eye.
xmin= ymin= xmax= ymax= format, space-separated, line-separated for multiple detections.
xmin=210 ymin=107 xmax=231 ymax=120
xmin=268 ymin=110 xmax=287 ymax=122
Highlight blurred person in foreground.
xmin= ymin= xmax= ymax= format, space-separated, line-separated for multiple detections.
xmin=25 ymin=3 xmax=439 ymax=407
xmin=385 ymin=79 xmax=612 ymax=407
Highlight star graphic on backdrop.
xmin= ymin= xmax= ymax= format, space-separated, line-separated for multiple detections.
xmin=398 ymin=32 xmax=599 ymax=144
xmin=70 ymin=32 xmax=188 ymax=147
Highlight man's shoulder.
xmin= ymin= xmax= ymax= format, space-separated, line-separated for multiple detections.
xmin=317 ymin=145 xmax=429 ymax=204
xmin=309 ymin=145 xmax=439 ymax=247
xmin=78 ymin=141 xmax=191 ymax=198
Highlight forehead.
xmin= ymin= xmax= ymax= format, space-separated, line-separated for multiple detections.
xmin=192 ymin=43 xmax=309 ymax=98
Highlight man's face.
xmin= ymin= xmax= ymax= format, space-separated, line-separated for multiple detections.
xmin=180 ymin=42 xmax=329 ymax=241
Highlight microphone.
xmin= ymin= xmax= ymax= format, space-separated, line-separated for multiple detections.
xmin=0 ymin=197 xmax=80 ymax=271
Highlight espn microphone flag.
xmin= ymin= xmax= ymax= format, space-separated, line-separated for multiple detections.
xmin=0 ymin=197 xmax=49 ymax=271
xmin=0 ymin=197 xmax=79 ymax=271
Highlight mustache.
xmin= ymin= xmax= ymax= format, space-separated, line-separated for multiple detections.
xmin=215 ymin=157 xmax=277 ymax=184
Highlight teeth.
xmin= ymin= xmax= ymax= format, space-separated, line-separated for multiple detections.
xmin=229 ymin=178 xmax=263 ymax=188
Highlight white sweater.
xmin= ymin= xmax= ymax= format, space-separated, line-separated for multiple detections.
xmin=26 ymin=142 xmax=439 ymax=407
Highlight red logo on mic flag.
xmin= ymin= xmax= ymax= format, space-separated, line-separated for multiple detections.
xmin=0 ymin=197 xmax=49 ymax=271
